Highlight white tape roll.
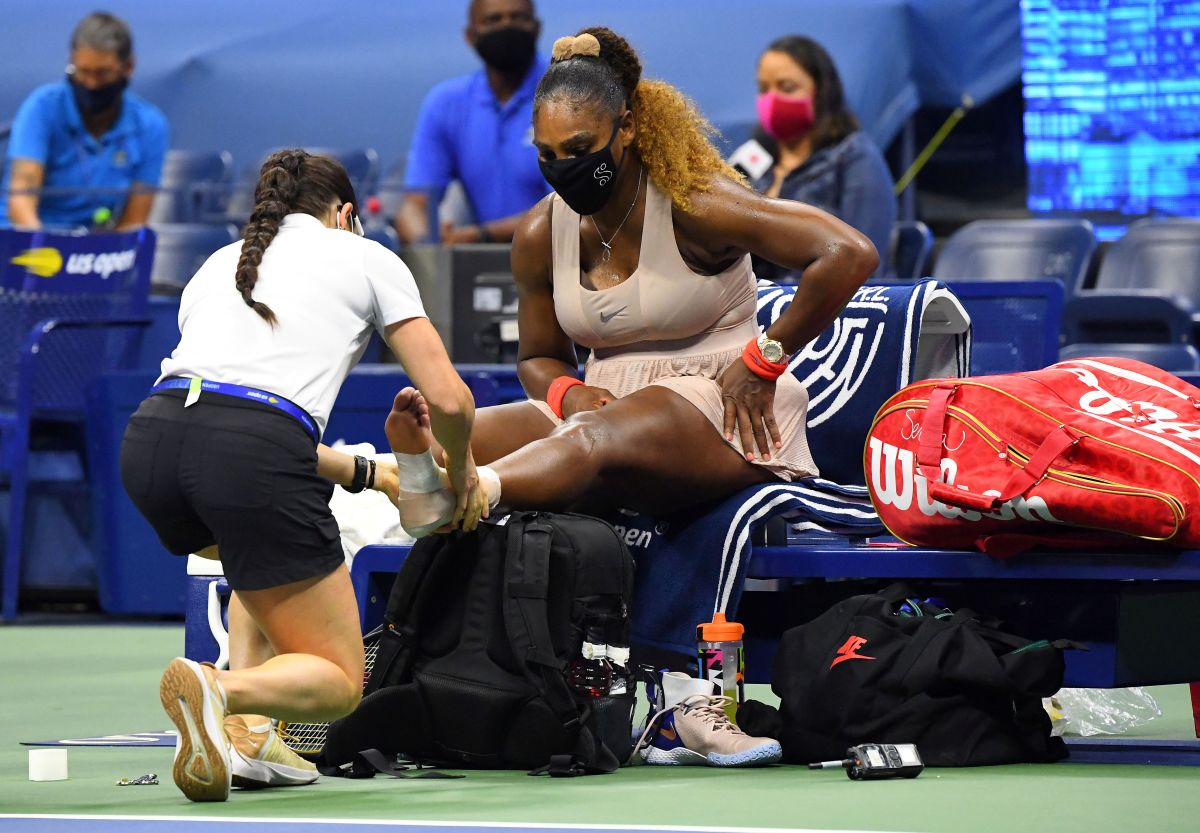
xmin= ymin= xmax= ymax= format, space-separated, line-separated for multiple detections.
xmin=28 ymin=748 xmax=68 ymax=781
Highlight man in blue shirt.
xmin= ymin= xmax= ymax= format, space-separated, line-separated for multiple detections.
xmin=394 ymin=0 xmax=551 ymax=245
xmin=2 ymin=12 xmax=169 ymax=231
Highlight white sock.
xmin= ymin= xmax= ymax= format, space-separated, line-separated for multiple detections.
xmin=478 ymin=465 xmax=502 ymax=510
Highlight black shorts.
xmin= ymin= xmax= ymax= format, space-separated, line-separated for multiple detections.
xmin=119 ymin=389 xmax=344 ymax=591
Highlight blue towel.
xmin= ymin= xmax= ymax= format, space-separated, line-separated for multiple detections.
xmin=757 ymin=279 xmax=971 ymax=485
xmin=602 ymin=478 xmax=884 ymax=657
xmin=603 ymin=280 xmax=970 ymax=655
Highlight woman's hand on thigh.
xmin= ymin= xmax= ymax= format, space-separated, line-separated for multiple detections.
xmin=718 ymin=362 xmax=782 ymax=461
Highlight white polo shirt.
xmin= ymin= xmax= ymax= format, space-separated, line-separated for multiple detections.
xmin=159 ymin=213 xmax=426 ymax=435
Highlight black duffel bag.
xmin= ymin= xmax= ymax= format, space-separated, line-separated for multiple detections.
xmin=738 ymin=584 xmax=1070 ymax=766
xmin=323 ymin=511 xmax=636 ymax=776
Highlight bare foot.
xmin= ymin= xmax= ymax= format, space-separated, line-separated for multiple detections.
xmin=385 ymin=388 xmax=432 ymax=454
xmin=385 ymin=388 xmax=454 ymax=537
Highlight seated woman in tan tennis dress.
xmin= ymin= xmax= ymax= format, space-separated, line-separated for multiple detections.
xmin=385 ymin=27 xmax=877 ymax=521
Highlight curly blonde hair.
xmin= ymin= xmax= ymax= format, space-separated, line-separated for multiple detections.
xmin=536 ymin=26 xmax=744 ymax=212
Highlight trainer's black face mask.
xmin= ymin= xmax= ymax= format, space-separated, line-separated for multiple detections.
xmin=539 ymin=121 xmax=624 ymax=216
xmin=474 ymin=26 xmax=537 ymax=73
xmin=68 ymin=74 xmax=127 ymax=115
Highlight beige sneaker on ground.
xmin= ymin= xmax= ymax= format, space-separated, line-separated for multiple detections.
xmin=159 ymin=657 xmax=232 ymax=801
xmin=226 ymin=714 xmax=320 ymax=789
xmin=637 ymin=671 xmax=782 ymax=767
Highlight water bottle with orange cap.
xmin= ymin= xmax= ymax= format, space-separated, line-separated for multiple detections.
xmin=696 ymin=612 xmax=744 ymax=722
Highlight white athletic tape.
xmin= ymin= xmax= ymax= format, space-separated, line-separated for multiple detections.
xmin=395 ymin=450 xmax=443 ymax=493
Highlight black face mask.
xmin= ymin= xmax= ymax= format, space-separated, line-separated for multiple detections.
xmin=538 ymin=123 xmax=624 ymax=216
xmin=474 ymin=26 xmax=537 ymax=73
xmin=68 ymin=75 xmax=127 ymax=115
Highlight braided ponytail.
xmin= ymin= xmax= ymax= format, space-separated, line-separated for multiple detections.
xmin=235 ymin=149 xmax=306 ymax=325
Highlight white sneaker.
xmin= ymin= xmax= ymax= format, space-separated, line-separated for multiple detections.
xmin=159 ymin=658 xmax=232 ymax=801
xmin=226 ymin=715 xmax=319 ymax=789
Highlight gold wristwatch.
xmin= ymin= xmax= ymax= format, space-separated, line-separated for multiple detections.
xmin=757 ymin=334 xmax=787 ymax=364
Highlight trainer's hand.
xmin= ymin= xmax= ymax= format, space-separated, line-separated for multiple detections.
xmin=718 ymin=360 xmax=782 ymax=461
xmin=444 ymin=450 xmax=489 ymax=532
xmin=561 ymin=384 xmax=617 ymax=418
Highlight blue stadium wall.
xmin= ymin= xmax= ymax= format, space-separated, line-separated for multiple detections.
xmin=1 ymin=0 xmax=1019 ymax=171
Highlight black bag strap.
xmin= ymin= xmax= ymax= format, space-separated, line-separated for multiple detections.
xmin=366 ymin=535 xmax=450 ymax=695
xmin=526 ymin=714 xmax=619 ymax=777
xmin=502 ymin=515 xmax=581 ymax=735
xmin=503 ymin=514 xmax=621 ymax=776
xmin=320 ymin=749 xmax=465 ymax=780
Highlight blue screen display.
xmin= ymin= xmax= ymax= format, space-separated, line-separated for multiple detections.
xmin=1022 ymin=0 xmax=1200 ymax=218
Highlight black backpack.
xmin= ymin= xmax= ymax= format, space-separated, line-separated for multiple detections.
xmin=738 ymin=584 xmax=1070 ymax=766
xmin=323 ymin=511 xmax=636 ymax=776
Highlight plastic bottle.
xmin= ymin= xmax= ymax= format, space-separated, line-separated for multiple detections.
xmin=696 ymin=613 xmax=745 ymax=722
xmin=568 ymin=625 xmax=612 ymax=697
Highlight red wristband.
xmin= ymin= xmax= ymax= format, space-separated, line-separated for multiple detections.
xmin=545 ymin=376 xmax=584 ymax=418
xmin=742 ymin=338 xmax=790 ymax=381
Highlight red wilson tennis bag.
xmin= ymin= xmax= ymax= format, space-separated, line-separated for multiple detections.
xmin=865 ymin=357 xmax=1200 ymax=556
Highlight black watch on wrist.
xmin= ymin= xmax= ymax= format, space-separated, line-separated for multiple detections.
xmin=346 ymin=454 xmax=369 ymax=493
xmin=477 ymin=223 xmax=494 ymax=243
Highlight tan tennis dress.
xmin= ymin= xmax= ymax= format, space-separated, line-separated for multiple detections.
xmin=530 ymin=182 xmax=817 ymax=482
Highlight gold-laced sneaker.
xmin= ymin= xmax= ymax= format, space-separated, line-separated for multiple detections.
xmin=226 ymin=714 xmax=319 ymax=789
xmin=159 ymin=658 xmax=232 ymax=801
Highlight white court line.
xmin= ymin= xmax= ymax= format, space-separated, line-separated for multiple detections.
xmin=0 ymin=815 xmax=918 ymax=833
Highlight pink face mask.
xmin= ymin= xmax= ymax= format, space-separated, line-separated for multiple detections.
xmin=757 ymin=91 xmax=815 ymax=142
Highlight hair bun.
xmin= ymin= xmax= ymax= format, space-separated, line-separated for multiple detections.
xmin=551 ymin=33 xmax=601 ymax=62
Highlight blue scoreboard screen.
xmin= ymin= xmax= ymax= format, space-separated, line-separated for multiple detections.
xmin=1022 ymin=0 xmax=1200 ymax=220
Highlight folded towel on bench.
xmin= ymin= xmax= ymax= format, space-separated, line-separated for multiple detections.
xmin=757 ymin=278 xmax=971 ymax=485
xmin=602 ymin=478 xmax=884 ymax=657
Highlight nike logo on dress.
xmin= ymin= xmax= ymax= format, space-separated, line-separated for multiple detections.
xmin=600 ymin=307 xmax=626 ymax=323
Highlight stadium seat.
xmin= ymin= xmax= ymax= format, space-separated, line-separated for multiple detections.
xmin=1 ymin=228 xmax=155 ymax=620
xmin=1091 ymin=218 xmax=1200 ymax=293
xmin=932 ymin=219 xmax=1098 ymax=297
xmin=148 ymin=223 xmax=240 ymax=290
xmin=1058 ymin=342 xmax=1200 ymax=372
xmin=885 ymin=220 xmax=933 ymax=280
xmin=148 ymin=150 xmax=233 ymax=224
xmin=1062 ymin=218 xmax=1200 ymax=345
xmin=944 ymin=280 xmax=1063 ymax=375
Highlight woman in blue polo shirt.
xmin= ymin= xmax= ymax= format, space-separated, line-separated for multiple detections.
xmin=1 ymin=12 xmax=168 ymax=230
xmin=120 ymin=149 xmax=490 ymax=802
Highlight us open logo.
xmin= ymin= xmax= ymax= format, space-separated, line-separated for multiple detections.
xmin=10 ymin=246 xmax=137 ymax=279
xmin=66 ymin=248 xmax=138 ymax=279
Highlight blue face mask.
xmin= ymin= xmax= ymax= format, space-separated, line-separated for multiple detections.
xmin=538 ymin=121 xmax=624 ymax=216
xmin=67 ymin=74 xmax=128 ymax=115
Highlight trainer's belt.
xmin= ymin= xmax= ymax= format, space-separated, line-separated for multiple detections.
xmin=152 ymin=377 xmax=320 ymax=444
